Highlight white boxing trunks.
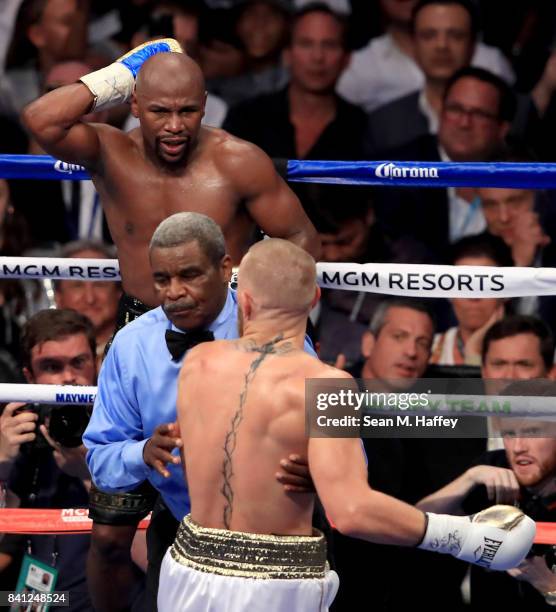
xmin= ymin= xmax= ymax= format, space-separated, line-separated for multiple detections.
xmin=157 ymin=515 xmax=339 ymax=612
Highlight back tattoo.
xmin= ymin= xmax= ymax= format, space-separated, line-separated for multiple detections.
xmin=220 ymin=335 xmax=294 ymax=529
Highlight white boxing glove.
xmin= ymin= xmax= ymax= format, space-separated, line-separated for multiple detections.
xmin=418 ymin=505 xmax=536 ymax=571
xmin=80 ymin=38 xmax=182 ymax=111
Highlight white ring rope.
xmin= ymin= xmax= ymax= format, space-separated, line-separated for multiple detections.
xmin=318 ymin=262 xmax=556 ymax=298
xmin=2 ymin=254 xmax=555 ymax=418
xmin=3 ymin=256 xmax=556 ymax=298
xmin=0 ymin=257 xmax=119 ymax=281
xmin=0 ymin=383 xmax=554 ymax=419
xmin=0 ymin=384 xmax=96 ymax=405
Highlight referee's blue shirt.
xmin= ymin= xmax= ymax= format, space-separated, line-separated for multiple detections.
xmin=83 ymin=288 xmax=316 ymax=521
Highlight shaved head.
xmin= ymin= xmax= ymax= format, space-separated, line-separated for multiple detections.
xmin=131 ymin=52 xmax=207 ymax=165
xmin=239 ymin=239 xmax=317 ymax=313
xmin=135 ymin=52 xmax=205 ymax=98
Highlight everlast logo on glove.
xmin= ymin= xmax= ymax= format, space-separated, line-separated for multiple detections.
xmin=475 ymin=538 xmax=503 ymax=568
xmin=419 ymin=504 xmax=536 ymax=571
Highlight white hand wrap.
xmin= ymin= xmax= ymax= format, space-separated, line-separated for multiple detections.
xmin=80 ymin=38 xmax=182 ymax=111
xmin=419 ymin=505 xmax=536 ymax=571
xmin=80 ymin=62 xmax=135 ymax=111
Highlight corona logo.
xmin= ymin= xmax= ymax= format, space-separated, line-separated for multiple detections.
xmin=54 ymin=160 xmax=85 ymax=174
xmin=375 ymin=163 xmax=439 ymax=179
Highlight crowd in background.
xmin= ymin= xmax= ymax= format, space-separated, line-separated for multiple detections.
xmin=1 ymin=0 xmax=556 ymax=610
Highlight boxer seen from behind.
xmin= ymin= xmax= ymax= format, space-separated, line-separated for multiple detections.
xmin=158 ymin=239 xmax=537 ymax=612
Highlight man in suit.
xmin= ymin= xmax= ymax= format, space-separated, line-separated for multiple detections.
xmin=365 ymin=0 xmax=476 ymax=156
xmin=374 ymin=66 xmax=516 ymax=261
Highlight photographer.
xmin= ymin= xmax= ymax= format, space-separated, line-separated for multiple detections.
xmin=0 ymin=309 xmax=96 ymax=482
xmin=418 ymin=379 xmax=556 ymax=610
xmin=0 ymin=309 xmax=98 ymax=609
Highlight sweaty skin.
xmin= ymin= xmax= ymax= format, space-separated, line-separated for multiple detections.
xmin=22 ymin=53 xmax=320 ymax=306
xmin=177 ymin=338 xmax=426 ymax=544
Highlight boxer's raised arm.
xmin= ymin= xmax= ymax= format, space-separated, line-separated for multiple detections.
xmin=308 ymin=436 xmax=426 ymax=545
xmin=22 ymin=38 xmax=184 ymax=171
xmin=22 ymin=84 xmax=102 ymax=170
xmin=222 ymin=140 xmax=321 ymax=259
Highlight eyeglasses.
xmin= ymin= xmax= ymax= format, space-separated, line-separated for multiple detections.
xmin=444 ymin=102 xmax=499 ymax=123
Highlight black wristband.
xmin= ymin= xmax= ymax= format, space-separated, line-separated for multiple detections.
xmin=415 ymin=511 xmax=429 ymax=547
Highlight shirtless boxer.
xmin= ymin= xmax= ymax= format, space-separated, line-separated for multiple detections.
xmin=22 ymin=39 xmax=320 ymax=309
xmin=159 ymin=239 xmax=536 ymax=611
xmin=22 ymin=41 xmax=319 ymax=611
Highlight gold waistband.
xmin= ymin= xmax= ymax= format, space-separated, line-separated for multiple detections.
xmin=169 ymin=515 xmax=328 ymax=580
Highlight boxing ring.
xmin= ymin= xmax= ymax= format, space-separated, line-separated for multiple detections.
xmin=1 ymin=153 xmax=556 ymax=543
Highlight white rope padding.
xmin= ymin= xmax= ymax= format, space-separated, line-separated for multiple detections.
xmin=0 ymin=257 xmax=120 ymax=281
xmin=3 ymin=256 xmax=556 ymax=298
xmin=0 ymin=384 xmax=96 ymax=405
xmin=0 ymin=383 xmax=554 ymax=418
xmin=317 ymin=262 xmax=556 ymax=298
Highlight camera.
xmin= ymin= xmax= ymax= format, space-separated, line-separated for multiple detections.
xmin=16 ymin=403 xmax=92 ymax=451
xmin=14 ymin=403 xmax=50 ymax=453
xmin=48 ymin=404 xmax=92 ymax=448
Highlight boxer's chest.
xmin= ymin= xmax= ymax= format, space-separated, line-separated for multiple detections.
xmin=99 ymin=151 xmax=241 ymax=230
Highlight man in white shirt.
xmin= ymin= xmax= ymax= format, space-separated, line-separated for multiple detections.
xmin=365 ymin=0 xmax=477 ymax=155
xmin=337 ymin=0 xmax=514 ymax=113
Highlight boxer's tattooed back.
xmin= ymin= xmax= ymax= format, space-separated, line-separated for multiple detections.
xmin=220 ymin=335 xmax=294 ymax=529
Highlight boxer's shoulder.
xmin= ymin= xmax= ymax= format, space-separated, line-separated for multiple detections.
xmin=312 ymin=360 xmax=355 ymax=382
xmin=182 ymin=339 xmax=230 ymax=368
xmin=207 ymin=131 xmax=275 ymax=193
xmin=205 ymin=127 xmax=268 ymax=169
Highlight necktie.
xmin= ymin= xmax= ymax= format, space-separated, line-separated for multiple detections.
xmin=165 ymin=329 xmax=215 ymax=361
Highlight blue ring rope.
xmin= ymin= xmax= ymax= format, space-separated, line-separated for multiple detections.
xmin=2 ymin=155 xmax=556 ymax=188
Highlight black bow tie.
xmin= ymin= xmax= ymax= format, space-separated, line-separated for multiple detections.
xmin=165 ymin=329 xmax=215 ymax=361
